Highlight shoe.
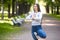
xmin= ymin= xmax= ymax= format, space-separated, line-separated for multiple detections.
xmin=34 ymin=38 xmax=38 ymax=40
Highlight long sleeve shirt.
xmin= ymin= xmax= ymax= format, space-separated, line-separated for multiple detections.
xmin=26 ymin=12 xmax=43 ymax=26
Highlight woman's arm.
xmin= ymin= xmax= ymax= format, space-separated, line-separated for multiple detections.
xmin=26 ymin=14 xmax=32 ymax=20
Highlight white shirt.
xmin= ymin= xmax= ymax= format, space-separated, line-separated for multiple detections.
xmin=26 ymin=12 xmax=43 ymax=26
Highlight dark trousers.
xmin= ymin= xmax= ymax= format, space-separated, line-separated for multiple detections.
xmin=32 ymin=25 xmax=46 ymax=40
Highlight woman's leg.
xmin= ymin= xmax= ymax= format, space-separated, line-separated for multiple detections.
xmin=37 ymin=29 xmax=46 ymax=39
xmin=32 ymin=26 xmax=38 ymax=40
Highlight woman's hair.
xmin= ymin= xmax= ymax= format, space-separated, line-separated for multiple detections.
xmin=34 ymin=4 xmax=41 ymax=12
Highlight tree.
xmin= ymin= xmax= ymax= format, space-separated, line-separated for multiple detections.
xmin=18 ymin=0 xmax=35 ymax=15
xmin=6 ymin=0 xmax=12 ymax=18
xmin=44 ymin=0 xmax=60 ymax=14
xmin=0 ymin=0 xmax=1 ymax=11
xmin=12 ymin=0 xmax=15 ymax=17
xmin=1 ymin=0 xmax=4 ymax=20
xmin=55 ymin=0 xmax=60 ymax=14
xmin=1 ymin=0 xmax=12 ymax=19
xmin=4 ymin=0 xmax=12 ymax=18
xmin=44 ymin=0 xmax=54 ymax=14
xmin=15 ymin=0 xmax=18 ymax=16
xmin=0 ymin=0 xmax=35 ymax=18
xmin=8 ymin=2 xmax=11 ymax=18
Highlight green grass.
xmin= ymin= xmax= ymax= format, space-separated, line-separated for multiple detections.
xmin=0 ymin=13 xmax=8 ymax=17
xmin=20 ymin=14 xmax=25 ymax=18
xmin=0 ymin=13 xmax=25 ymax=39
xmin=0 ymin=13 xmax=25 ymax=19
xmin=0 ymin=23 xmax=23 ymax=39
xmin=48 ymin=14 xmax=60 ymax=20
xmin=0 ymin=13 xmax=25 ymax=17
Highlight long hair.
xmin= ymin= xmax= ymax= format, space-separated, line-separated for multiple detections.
xmin=34 ymin=4 xmax=41 ymax=12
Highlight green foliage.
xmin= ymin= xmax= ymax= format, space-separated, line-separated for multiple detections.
xmin=0 ymin=0 xmax=12 ymax=6
xmin=54 ymin=0 xmax=60 ymax=6
xmin=44 ymin=0 xmax=52 ymax=4
xmin=44 ymin=0 xmax=60 ymax=6
xmin=44 ymin=0 xmax=53 ymax=6
xmin=0 ymin=0 xmax=12 ymax=10
xmin=20 ymin=14 xmax=25 ymax=18
xmin=26 ymin=0 xmax=35 ymax=4
xmin=0 ymin=0 xmax=35 ymax=18
xmin=0 ymin=0 xmax=1 ymax=4
xmin=0 ymin=13 xmax=8 ymax=17
xmin=18 ymin=0 xmax=35 ymax=5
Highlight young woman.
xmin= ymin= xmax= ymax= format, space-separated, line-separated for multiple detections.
xmin=26 ymin=4 xmax=46 ymax=40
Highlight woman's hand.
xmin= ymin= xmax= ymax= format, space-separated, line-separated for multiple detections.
xmin=32 ymin=14 xmax=36 ymax=20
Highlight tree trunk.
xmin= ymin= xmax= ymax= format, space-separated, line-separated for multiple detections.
xmin=8 ymin=3 xmax=11 ymax=18
xmin=57 ymin=6 xmax=59 ymax=14
xmin=19 ymin=3 xmax=23 ymax=15
xmin=16 ymin=1 xmax=18 ymax=16
xmin=51 ymin=6 xmax=53 ymax=14
xmin=12 ymin=0 xmax=15 ymax=17
xmin=46 ymin=4 xmax=49 ymax=13
xmin=1 ymin=0 xmax=4 ymax=20
xmin=0 ymin=6 xmax=1 ymax=11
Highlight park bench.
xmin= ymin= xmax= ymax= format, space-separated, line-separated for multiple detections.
xmin=12 ymin=17 xmax=24 ymax=26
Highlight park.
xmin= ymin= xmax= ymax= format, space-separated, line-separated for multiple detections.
xmin=0 ymin=0 xmax=60 ymax=40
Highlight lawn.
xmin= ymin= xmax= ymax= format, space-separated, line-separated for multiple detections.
xmin=47 ymin=14 xmax=60 ymax=20
xmin=0 ymin=13 xmax=26 ymax=40
xmin=0 ymin=23 xmax=22 ymax=38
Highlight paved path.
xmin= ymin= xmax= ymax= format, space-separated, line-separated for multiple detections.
xmin=5 ymin=14 xmax=60 ymax=40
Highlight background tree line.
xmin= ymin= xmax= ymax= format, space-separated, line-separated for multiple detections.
xmin=0 ymin=0 xmax=35 ymax=19
xmin=0 ymin=0 xmax=60 ymax=20
xmin=44 ymin=0 xmax=60 ymax=14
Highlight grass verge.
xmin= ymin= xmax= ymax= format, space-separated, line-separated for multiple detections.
xmin=47 ymin=14 xmax=60 ymax=20
xmin=0 ymin=23 xmax=23 ymax=40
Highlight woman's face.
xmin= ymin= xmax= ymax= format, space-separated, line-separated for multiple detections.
xmin=33 ymin=4 xmax=38 ymax=12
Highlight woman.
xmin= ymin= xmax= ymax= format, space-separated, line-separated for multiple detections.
xmin=26 ymin=4 xmax=46 ymax=40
